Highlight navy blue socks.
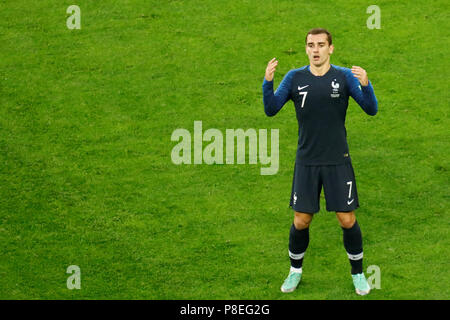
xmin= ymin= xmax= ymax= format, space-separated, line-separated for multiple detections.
xmin=342 ymin=220 xmax=363 ymax=274
xmin=288 ymin=224 xmax=310 ymax=270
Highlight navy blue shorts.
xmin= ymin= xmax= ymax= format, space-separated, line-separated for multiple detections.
xmin=289 ymin=162 xmax=359 ymax=214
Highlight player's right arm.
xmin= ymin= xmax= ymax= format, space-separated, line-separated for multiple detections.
xmin=262 ymin=58 xmax=294 ymax=117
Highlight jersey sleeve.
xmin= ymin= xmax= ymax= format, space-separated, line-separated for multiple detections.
xmin=262 ymin=69 xmax=296 ymax=117
xmin=342 ymin=67 xmax=378 ymax=116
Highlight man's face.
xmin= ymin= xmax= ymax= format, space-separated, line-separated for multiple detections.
xmin=305 ymin=33 xmax=334 ymax=67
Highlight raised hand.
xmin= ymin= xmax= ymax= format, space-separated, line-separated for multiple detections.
xmin=265 ymin=58 xmax=278 ymax=81
xmin=351 ymin=66 xmax=369 ymax=86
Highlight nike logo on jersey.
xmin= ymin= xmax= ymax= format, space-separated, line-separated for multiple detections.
xmin=347 ymin=199 xmax=354 ymax=205
xmin=298 ymin=85 xmax=309 ymax=91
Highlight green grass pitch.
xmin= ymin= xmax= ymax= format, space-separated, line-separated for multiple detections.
xmin=0 ymin=0 xmax=449 ymax=299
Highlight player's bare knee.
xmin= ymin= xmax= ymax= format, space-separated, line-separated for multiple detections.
xmin=336 ymin=212 xmax=356 ymax=229
xmin=340 ymin=220 xmax=354 ymax=229
xmin=294 ymin=212 xmax=313 ymax=230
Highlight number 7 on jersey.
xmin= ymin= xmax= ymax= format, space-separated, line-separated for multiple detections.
xmin=299 ymin=91 xmax=308 ymax=108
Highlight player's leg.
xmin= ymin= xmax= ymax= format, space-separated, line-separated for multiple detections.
xmin=321 ymin=163 xmax=363 ymax=274
xmin=336 ymin=211 xmax=363 ymax=275
xmin=281 ymin=211 xmax=314 ymax=293
xmin=289 ymin=211 xmax=313 ymax=271
xmin=322 ymin=164 xmax=370 ymax=295
xmin=337 ymin=211 xmax=370 ymax=295
xmin=282 ymin=164 xmax=320 ymax=293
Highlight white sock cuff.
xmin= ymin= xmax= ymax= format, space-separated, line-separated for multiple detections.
xmin=289 ymin=250 xmax=305 ymax=260
xmin=347 ymin=251 xmax=363 ymax=260
xmin=290 ymin=266 xmax=302 ymax=274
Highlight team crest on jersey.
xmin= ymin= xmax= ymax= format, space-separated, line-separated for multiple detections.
xmin=331 ymin=79 xmax=340 ymax=98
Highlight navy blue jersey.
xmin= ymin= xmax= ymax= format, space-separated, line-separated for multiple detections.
xmin=262 ymin=64 xmax=378 ymax=165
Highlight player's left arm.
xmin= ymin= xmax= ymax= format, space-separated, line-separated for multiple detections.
xmin=346 ymin=66 xmax=378 ymax=116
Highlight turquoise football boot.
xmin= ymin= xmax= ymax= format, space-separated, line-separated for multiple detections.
xmin=352 ymin=273 xmax=371 ymax=296
xmin=281 ymin=271 xmax=302 ymax=293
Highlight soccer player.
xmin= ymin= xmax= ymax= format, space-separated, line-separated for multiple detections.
xmin=262 ymin=28 xmax=378 ymax=296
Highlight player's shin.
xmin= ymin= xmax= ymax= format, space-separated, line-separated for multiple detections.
xmin=288 ymin=224 xmax=309 ymax=272
xmin=342 ymin=220 xmax=363 ymax=274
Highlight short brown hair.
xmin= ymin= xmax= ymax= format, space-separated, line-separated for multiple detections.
xmin=305 ymin=28 xmax=332 ymax=45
